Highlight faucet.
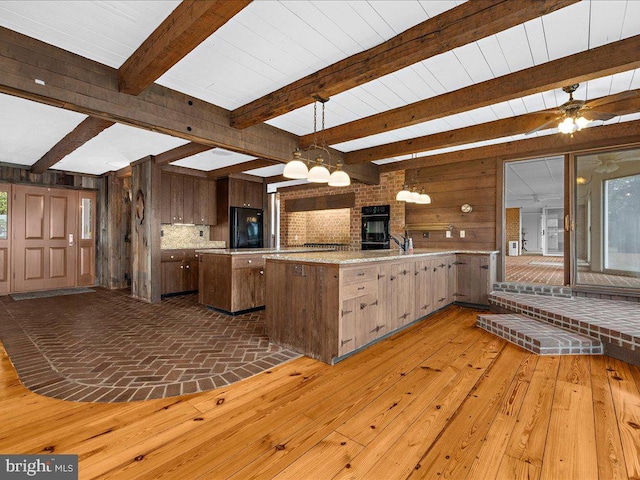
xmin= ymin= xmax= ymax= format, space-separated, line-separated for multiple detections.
xmin=388 ymin=234 xmax=408 ymax=252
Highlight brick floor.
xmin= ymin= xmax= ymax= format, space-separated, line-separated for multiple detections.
xmin=0 ymin=288 xmax=300 ymax=403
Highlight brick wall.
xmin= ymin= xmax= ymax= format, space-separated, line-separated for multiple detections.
xmin=279 ymin=171 xmax=405 ymax=250
xmin=505 ymin=207 xmax=521 ymax=253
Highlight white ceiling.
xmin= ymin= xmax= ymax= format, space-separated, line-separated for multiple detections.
xmin=505 ymin=157 xmax=564 ymax=210
xmin=0 ymin=0 xmax=639 ymax=194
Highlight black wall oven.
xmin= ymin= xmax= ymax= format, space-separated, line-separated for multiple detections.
xmin=361 ymin=205 xmax=390 ymax=250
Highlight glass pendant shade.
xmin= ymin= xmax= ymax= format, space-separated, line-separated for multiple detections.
xmin=307 ymin=161 xmax=330 ymax=183
xmin=396 ymin=184 xmax=412 ymax=202
xmin=575 ymin=116 xmax=590 ymax=130
xmin=328 ymin=169 xmax=350 ymax=187
xmin=411 ymin=190 xmax=421 ymax=203
xmin=416 ymin=192 xmax=432 ymax=204
xmin=283 ymin=159 xmax=309 ymax=179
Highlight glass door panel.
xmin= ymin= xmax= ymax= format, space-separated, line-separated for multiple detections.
xmin=575 ymin=148 xmax=640 ymax=288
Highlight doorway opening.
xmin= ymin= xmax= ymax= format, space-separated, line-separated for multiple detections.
xmin=504 ymin=156 xmax=564 ymax=285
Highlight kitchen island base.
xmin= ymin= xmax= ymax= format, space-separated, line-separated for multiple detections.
xmin=265 ymin=250 xmax=496 ymax=364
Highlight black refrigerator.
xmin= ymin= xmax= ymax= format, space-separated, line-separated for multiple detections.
xmin=229 ymin=207 xmax=264 ymax=249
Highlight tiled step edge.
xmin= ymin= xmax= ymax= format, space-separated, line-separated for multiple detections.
xmin=492 ymin=282 xmax=572 ymax=298
xmin=477 ymin=313 xmax=603 ymax=356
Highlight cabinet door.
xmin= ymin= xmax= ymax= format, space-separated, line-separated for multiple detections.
xmin=182 ymin=177 xmax=194 ymax=224
xmin=377 ymin=263 xmax=395 ymax=334
xmin=456 ymin=255 xmax=490 ymax=305
xmin=414 ymin=259 xmax=433 ymax=318
xmin=393 ymin=263 xmax=414 ymax=328
xmin=194 ymin=179 xmax=217 ymax=225
xmin=161 ymin=261 xmax=184 ymax=295
xmin=160 ymin=173 xmax=172 ymax=224
xmin=340 ymin=298 xmax=357 ymax=356
xmin=254 ymin=266 xmax=265 ymax=307
xmin=354 ymin=294 xmax=380 ymax=347
xmin=184 ymin=257 xmax=199 ymax=292
xmin=170 ymin=175 xmax=184 ymax=223
xmin=228 ymin=178 xmax=244 ymax=207
xmin=246 ymin=181 xmax=263 ymax=208
xmin=432 ymin=257 xmax=448 ymax=310
xmin=446 ymin=254 xmax=457 ymax=305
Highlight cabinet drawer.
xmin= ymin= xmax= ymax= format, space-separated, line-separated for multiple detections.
xmin=161 ymin=251 xmax=183 ymax=262
xmin=342 ymin=279 xmax=377 ymax=300
xmin=184 ymin=251 xmax=199 ymax=262
xmin=232 ymin=255 xmax=266 ymax=269
xmin=342 ymin=266 xmax=378 ymax=285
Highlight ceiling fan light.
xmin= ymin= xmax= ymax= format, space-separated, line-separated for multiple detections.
xmin=558 ymin=117 xmax=575 ymax=134
xmin=396 ymin=184 xmax=412 ymax=202
xmin=328 ymin=169 xmax=350 ymax=187
xmin=575 ymin=116 xmax=590 ymax=130
xmin=283 ymin=159 xmax=309 ymax=179
xmin=307 ymin=163 xmax=330 ymax=183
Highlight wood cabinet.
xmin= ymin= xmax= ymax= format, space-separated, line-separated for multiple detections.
xmin=161 ymin=250 xmax=199 ymax=296
xmin=210 ymin=176 xmax=265 ymax=243
xmin=161 ymin=173 xmax=216 ymax=225
xmin=455 ymin=253 xmax=497 ymax=306
xmin=199 ymin=253 xmax=266 ymax=314
xmin=266 ymin=251 xmax=496 ymax=364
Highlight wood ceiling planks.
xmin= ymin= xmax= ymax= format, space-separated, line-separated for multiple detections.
xmin=118 ymin=0 xmax=252 ymax=95
xmin=306 ymin=34 xmax=640 ymax=149
xmin=229 ymin=0 xmax=578 ymax=129
xmin=30 ymin=117 xmax=115 ymax=174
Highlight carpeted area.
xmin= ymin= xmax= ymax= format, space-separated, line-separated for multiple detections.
xmin=0 ymin=288 xmax=300 ymax=402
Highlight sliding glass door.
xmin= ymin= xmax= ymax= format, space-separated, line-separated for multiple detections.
xmin=574 ymin=148 xmax=640 ymax=289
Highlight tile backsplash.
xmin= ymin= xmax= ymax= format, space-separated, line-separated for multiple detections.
xmin=161 ymin=225 xmax=226 ymax=250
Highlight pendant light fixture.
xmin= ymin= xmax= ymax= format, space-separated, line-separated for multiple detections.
xmin=397 ymin=160 xmax=431 ymax=204
xmin=282 ymin=97 xmax=350 ymax=187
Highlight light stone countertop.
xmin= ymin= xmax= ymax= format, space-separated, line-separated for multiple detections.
xmin=263 ymin=248 xmax=498 ymax=265
xmin=194 ymin=247 xmax=336 ymax=255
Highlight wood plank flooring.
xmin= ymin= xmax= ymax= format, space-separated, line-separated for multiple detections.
xmin=1 ymin=305 xmax=640 ymax=479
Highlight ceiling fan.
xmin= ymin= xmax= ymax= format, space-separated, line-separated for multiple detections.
xmin=526 ymin=84 xmax=632 ymax=136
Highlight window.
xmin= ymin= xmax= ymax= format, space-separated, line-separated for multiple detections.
xmin=604 ymin=173 xmax=640 ymax=273
xmin=0 ymin=191 xmax=7 ymax=240
xmin=81 ymin=197 xmax=93 ymax=240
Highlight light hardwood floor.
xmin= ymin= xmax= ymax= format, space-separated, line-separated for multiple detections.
xmin=1 ymin=305 xmax=640 ymax=479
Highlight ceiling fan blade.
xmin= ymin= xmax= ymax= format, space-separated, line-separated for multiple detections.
xmin=584 ymin=90 xmax=638 ymax=109
xmin=525 ymin=115 xmax=563 ymax=135
xmin=588 ymin=111 xmax=617 ymax=122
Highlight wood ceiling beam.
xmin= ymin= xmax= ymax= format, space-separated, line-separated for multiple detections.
xmin=379 ymin=120 xmax=640 ymax=173
xmin=306 ymin=34 xmax=640 ymax=149
xmin=346 ymin=90 xmax=640 ymax=164
xmin=230 ymin=0 xmax=576 ymax=129
xmin=265 ymin=174 xmax=288 ymax=184
xmin=118 ymin=0 xmax=252 ymax=95
xmin=0 ymin=26 xmax=379 ymax=185
xmin=154 ymin=142 xmax=214 ymax=165
xmin=115 ymin=165 xmax=131 ymax=178
xmin=30 ymin=116 xmax=114 ymax=174
xmin=207 ymin=159 xmax=275 ymax=179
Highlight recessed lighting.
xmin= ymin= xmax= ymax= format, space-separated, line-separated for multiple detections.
xmin=35 ymin=79 xmax=45 ymax=86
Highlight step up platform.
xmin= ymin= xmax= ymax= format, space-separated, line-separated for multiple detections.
xmin=488 ymin=291 xmax=640 ymax=365
xmin=477 ymin=314 xmax=603 ymax=355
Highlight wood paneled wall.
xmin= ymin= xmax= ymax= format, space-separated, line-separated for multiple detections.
xmin=97 ymin=173 xmax=131 ymax=289
xmin=405 ymin=158 xmax=497 ymax=250
xmin=130 ymin=157 xmax=162 ymax=303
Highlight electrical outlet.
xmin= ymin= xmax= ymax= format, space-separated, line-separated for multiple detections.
xmin=460 ymin=230 xmax=465 ymax=238
xmin=199 ymin=230 xmax=204 ymax=237
xmin=422 ymin=232 xmax=429 ymax=238
xmin=445 ymin=230 xmax=451 ymax=238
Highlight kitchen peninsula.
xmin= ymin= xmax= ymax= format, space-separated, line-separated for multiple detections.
xmin=197 ymin=247 xmax=334 ymax=314
xmin=264 ymin=249 xmax=497 ymax=364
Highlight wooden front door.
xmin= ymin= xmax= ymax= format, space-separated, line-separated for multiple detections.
xmin=0 ymin=184 xmax=10 ymax=294
xmin=12 ymin=185 xmax=78 ymax=292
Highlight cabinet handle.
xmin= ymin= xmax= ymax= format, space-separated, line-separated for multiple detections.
xmin=377 ymin=274 xmax=386 ymax=279
xmin=481 ymin=265 xmax=489 ymax=270
xmin=195 ymin=254 xmax=198 ymax=258
xmin=360 ymin=303 xmax=367 ymax=310
xmin=341 ymin=310 xmax=353 ymax=316
xmin=185 ymin=265 xmax=189 ymax=269
xmin=415 ymin=271 xmax=419 ymax=276
xmin=357 ymin=286 xmax=365 ymax=291
xmin=180 ymin=265 xmax=184 ymax=269
xmin=424 ymin=266 xmax=428 ymax=271
xmin=248 ymin=260 xmax=252 ymax=264
xmin=259 ymin=270 xmax=264 ymax=275
xmin=357 ymin=272 xmax=365 ymax=276
xmin=170 ymin=255 xmax=174 ymax=259
xmin=390 ymin=275 xmax=396 ymax=281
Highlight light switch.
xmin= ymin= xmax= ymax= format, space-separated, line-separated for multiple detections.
xmin=460 ymin=230 xmax=466 ymax=238
xmin=445 ymin=231 xmax=451 ymax=238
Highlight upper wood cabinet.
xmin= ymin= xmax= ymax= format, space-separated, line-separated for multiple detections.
xmin=161 ymin=172 xmax=216 ymax=225
xmin=229 ymin=177 xmax=263 ymax=208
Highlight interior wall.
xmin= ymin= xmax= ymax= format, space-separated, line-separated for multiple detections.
xmin=278 ymin=171 xmax=405 ymax=251
xmin=284 ymin=209 xmax=350 ymax=245
xmin=505 ymin=208 xmax=521 ymax=253
xmin=405 ymin=158 xmax=497 ymax=250
xmin=521 ymin=211 xmax=542 ymax=253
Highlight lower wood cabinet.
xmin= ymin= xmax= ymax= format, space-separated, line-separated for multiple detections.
xmin=161 ymin=250 xmax=199 ymax=296
xmin=266 ymin=252 xmax=496 ymax=364
xmin=199 ymin=253 xmax=265 ymax=314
